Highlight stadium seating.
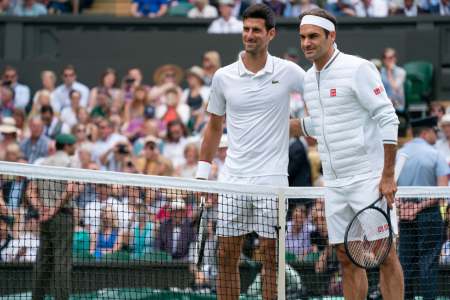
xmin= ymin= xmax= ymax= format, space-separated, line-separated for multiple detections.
xmin=404 ymin=61 xmax=434 ymax=116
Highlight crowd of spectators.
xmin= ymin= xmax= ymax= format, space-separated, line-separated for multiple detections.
xmin=0 ymin=45 xmax=449 ymax=296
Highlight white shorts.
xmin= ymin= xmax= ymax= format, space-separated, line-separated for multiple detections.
xmin=325 ymin=177 xmax=399 ymax=245
xmin=216 ymin=174 xmax=288 ymax=239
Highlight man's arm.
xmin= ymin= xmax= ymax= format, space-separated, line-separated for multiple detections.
xmin=196 ymin=114 xmax=224 ymax=179
xmin=380 ymin=144 xmax=397 ymax=208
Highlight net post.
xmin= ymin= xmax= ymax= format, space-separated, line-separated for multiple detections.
xmin=277 ymin=189 xmax=286 ymax=300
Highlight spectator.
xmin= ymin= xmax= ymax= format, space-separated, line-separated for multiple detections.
xmin=326 ymin=0 xmax=357 ymax=16
xmin=32 ymin=70 xmax=57 ymax=113
xmin=0 ymin=117 xmax=19 ymax=160
xmin=99 ymin=141 xmax=133 ymax=172
xmin=12 ymin=108 xmax=27 ymax=139
xmin=211 ymin=134 xmax=227 ymax=180
xmin=149 ymin=64 xmax=184 ymax=107
xmin=12 ymin=0 xmax=47 ymax=16
xmin=175 ymin=142 xmax=199 ymax=178
xmin=47 ymin=0 xmax=91 ymax=14
xmin=0 ymin=86 xmax=15 ymax=118
xmin=430 ymin=0 xmax=450 ymax=14
xmin=135 ymin=135 xmax=174 ymax=176
xmin=354 ymin=0 xmax=389 ymax=16
xmin=162 ymin=120 xmax=188 ymax=168
xmin=40 ymin=105 xmax=71 ymax=139
xmin=187 ymin=0 xmax=218 ymax=18
xmin=93 ymin=205 xmax=122 ymax=259
xmin=0 ymin=216 xmax=12 ymax=261
xmin=156 ymin=87 xmax=190 ymax=127
xmin=155 ymin=198 xmax=195 ymax=260
xmin=0 ymin=0 xmax=14 ymax=14
xmin=131 ymin=203 xmax=155 ymax=257
xmin=30 ymin=90 xmax=52 ymax=120
xmin=440 ymin=205 xmax=450 ymax=264
xmin=90 ymin=89 xmax=114 ymax=120
xmin=391 ymin=0 xmax=420 ymax=15
xmin=435 ymin=113 xmax=450 ymax=165
xmin=131 ymin=0 xmax=168 ymax=17
xmin=430 ymin=102 xmax=446 ymax=122
xmin=231 ymin=0 xmax=251 ymax=17
xmin=19 ymin=117 xmax=50 ymax=163
xmin=284 ymin=0 xmax=318 ymax=17
xmin=263 ymin=0 xmax=285 ymax=15
xmin=60 ymin=90 xmax=82 ymax=129
xmin=201 ymin=51 xmax=221 ymax=86
xmin=286 ymin=204 xmax=314 ymax=260
xmin=380 ymin=48 xmax=406 ymax=111
xmin=52 ymin=65 xmax=89 ymax=113
xmin=1 ymin=66 xmax=30 ymax=110
xmin=123 ymin=85 xmax=148 ymax=141
xmin=92 ymin=118 xmax=127 ymax=167
xmin=88 ymin=68 xmax=121 ymax=112
xmin=208 ymin=0 xmax=243 ymax=34
xmin=1 ymin=143 xmax=27 ymax=211
xmin=72 ymin=207 xmax=91 ymax=258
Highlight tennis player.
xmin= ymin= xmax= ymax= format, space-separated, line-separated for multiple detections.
xmin=196 ymin=4 xmax=306 ymax=300
xmin=293 ymin=8 xmax=404 ymax=300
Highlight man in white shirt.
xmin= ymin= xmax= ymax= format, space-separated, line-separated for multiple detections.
xmin=52 ymin=65 xmax=89 ymax=113
xmin=196 ymin=4 xmax=305 ymax=300
xmin=293 ymin=8 xmax=403 ymax=300
xmin=92 ymin=118 xmax=128 ymax=169
xmin=2 ymin=66 xmax=30 ymax=110
xmin=187 ymin=0 xmax=218 ymax=18
xmin=208 ymin=0 xmax=243 ymax=34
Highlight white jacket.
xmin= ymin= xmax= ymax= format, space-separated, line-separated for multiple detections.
xmin=301 ymin=49 xmax=399 ymax=187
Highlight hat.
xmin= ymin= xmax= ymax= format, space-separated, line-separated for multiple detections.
xmin=143 ymin=135 xmax=160 ymax=145
xmin=170 ymin=198 xmax=186 ymax=210
xmin=55 ymin=134 xmax=76 ymax=145
xmin=441 ymin=114 xmax=450 ymax=125
xmin=153 ymin=64 xmax=184 ymax=86
xmin=219 ymin=134 xmax=228 ymax=148
xmin=0 ymin=117 xmax=19 ymax=134
xmin=218 ymin=0 xmax=234 ymax=5
xmin=186 ymin=66 xmax=205 ymax=83
xmin=410 ymin=116 xmax=438 ymax=129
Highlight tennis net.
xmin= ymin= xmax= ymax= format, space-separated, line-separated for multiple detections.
xmin=0 ymin=161 xmax=449 ymax=300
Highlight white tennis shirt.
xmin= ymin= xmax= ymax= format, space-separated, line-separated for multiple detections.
xmin=207 ymin=52 xmax=305 ymax=177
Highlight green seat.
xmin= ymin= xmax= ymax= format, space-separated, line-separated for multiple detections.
xmin=168 ymin=2 xmax=194 ymax=17
xmin=403 ymin=61 xmax=434 ymax=106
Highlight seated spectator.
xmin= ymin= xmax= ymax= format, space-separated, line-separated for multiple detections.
xmin=326 ymin=0 xmax=357 ymax=16
xmin=12 ymin=108 xmax=27 ymax=139
xmin=436 ymin=114 xmax=450 ymax=166
xmin=123 ymin=86 xmax=148 ymax=141
xmin=155 ymin=198 xmax=195 ymax=260
xmin=0 ymin=0 xmax=14 ymax=14
xmin=99 ymin=141 xmax=133 ymax=172
xmin=52 ymin=65 xmax=89 ymax=113
xmin=175 ymin=143 xmax=199 ymax=178
xmin=207 ymin=0 xmax=243 ymax=34
xmin=430 ymin=0 xmax=450 ymax=14
xmin=72 ymin=123 xmax=94 ymax=152
xmin=162 ymin=120 xmax=188 ymax=168
xmin=187 ymin=0 xmax=218 ymax=18
xmin=135 ymin=135 xmax=174 ymax=176
xmin=20 ymin=117 xmax=50 ymax=163
xmin=0 ymin=85 xmax=15 ymax=118
xmin=380 ymin=48 xmax=406 ymax=111
xmin=72 ymin=208 xmax=91 ymax=258
xmin=93 ymin=205 xmax=122 ymax=259
xmin=60 ymin=90 xmax=82 ymax=129
xmin=0 ymin=216 xmax=13 ymax=261
xmin=391 ymin=0 xmax=421 ymax=15
xmin=263 ymin=0 xmax=285 ymax=15
xmin=211 ymin=134 xmax=227 ymax=180
xmin=88 ymin=68 xmax=122 ymax=112
xmin=0 ymin=117 xmax=19 ymax=160
xmin=2 ymin=66 xmax=30 ymax=110
xmin=284 ymin=0 xmax=318 ymax=16
xmin=201 ymin=51 xmax=221 ymax=87
xmin=40 ymin=105 xmax=70 ymax=139
xmin=149 ymin=64 xmax=184 ymax=108
xmin=1 ymin=144 xmax=27 ymax=210
xmin=286 ymin=204 xmax=314 ymax=261
xmin=131 ymin=204 xmax=155 ymax=257
xmin=29 ymin=90 xmax=52 ymax=120
xmin=156 ymin=87 xmax=190 ymax=129
xmin=354 ymin=0 xmax=389 ymax=17
xmin=131 ymin=0 xmax=168 ymax=17
xmin=12 ymin=0 xmax=47 ymax=16
xmin=440 ymin=206 xmax=450 ymax=264
xmin=91 ymin=118 xmax=127 ymax=167
xmin=48 ymin=0 xmax=92 ymax=14
xmin=32 ymin=70 xmax=57 ymax=115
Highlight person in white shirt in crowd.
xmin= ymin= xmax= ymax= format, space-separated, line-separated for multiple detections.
xmin=435 ymin=113 xmax=450 ymax=167
xmin=188 ymin=0 xmax=218 ymax=18
xmin=354 ymin=0 xmax=389 ymax=16
xmin=92 ymin=118 xmax=127 ymax=168
xmin=283 ymin=0 xmax=319 ymax=17
xmin=202 ymin=51 xmax=222 ymax=87
xmin=60 ymin=90 xmax=82 ymax=129
xmin=293 ymin=8 xmax=402 ymax=300
xmin=380 ymin=47 xmax=406 ymax=112
xmin=211 ymin=134 xmax=228 ymax=181
xmin=175 ymin=142 xmax=199 ymax=178
xmin=52 ymin=65 xmax=89 ymax=113
xmin=1 ymin=66 xmax=30 ymax=110
xmin=162 ymin=120 xmax=188 ymax=168
xmin=32 ymin=70 xmax=57 ymax=114
xmin=208 ymin=0 xmax=243 ymax=34
xmin=196 ymin=4 xmax=306 ymax=300
xmin=40 ymin=105 xmax=71 ymax=140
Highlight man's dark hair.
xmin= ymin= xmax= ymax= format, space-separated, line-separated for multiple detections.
xmin=40 ymin=105 xmax=54 ymax=115
xmin=69 ymin=89 xmax=81 ymax=99
xmin=299 ymin=8 xmax=337 ymax=38
xmin=412 ymin=126 xmax=433 ymax=137
xmin=242 ymin=4 xmax=276 ymax=31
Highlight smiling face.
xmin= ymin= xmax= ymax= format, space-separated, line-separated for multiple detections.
xmin=299 ymin=24 xmax=335 ymax=63
xmin=242 ymin=18 xmax=275 ymax=55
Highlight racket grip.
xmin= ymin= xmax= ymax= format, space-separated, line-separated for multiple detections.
xmin=395 ymin=153 xmax=408 ymax=182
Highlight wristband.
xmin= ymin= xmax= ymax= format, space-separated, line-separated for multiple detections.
xmin=196 ymin=161 xmax=211 ymax=180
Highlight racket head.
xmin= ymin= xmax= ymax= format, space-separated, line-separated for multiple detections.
xmin=344 ymin=202 xmax=393 ymax=269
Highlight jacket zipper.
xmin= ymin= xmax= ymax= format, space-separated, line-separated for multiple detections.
xmin=316 ymin=71 xmax=337 ymax=179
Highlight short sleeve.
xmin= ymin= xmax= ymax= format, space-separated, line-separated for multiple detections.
xmin=206 ymin=71 xmax=226 ymax=116
xmin=287 ymin=62 xmax=306 ymax=95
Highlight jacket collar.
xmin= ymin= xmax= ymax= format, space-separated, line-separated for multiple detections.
xmin=314 ymin=46 xmax=340 ymax=72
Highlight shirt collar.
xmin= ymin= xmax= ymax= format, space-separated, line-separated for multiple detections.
xmin=237 ymin=51 xmax=274 ymax=77
xmin=314 ymin=46 xmax=340 ymax=72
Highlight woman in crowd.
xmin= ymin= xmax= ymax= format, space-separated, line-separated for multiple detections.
xmin=92 ymin=205 xmax=122 ymax=259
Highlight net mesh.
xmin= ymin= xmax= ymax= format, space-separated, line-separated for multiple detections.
xmin=0 ymin=162 xmax=449 ymax=300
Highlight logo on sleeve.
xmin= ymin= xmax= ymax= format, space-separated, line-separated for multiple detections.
xmin=373 ymin=86 xmax=384 ymax=96
xmin=330 ymin=88 xmax=336 ymax=97
xmin=271 ymin=80 xmax=279 ymax=84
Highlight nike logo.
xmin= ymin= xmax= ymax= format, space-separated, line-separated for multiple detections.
xmin=272 ymin=80 xmax=279 ymax=84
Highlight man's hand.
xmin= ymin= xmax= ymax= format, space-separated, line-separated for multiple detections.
xmin=289 ymin=119 xmax=302 ymax=138
xmin=379 ymin=174 xmax=397 ymax=209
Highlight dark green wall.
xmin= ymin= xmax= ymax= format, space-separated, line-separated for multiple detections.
xmin=0 ymin=16 xmax=449 ymax=99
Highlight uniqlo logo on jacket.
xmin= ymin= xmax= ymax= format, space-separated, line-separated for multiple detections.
xmin=373 ymin=86 xmax=384 ymax=95
xmin=330 ymin=89 xmax=336 ymax=97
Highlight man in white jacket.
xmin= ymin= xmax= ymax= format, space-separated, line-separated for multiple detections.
xmin=292 ymin=8 xmax=404 ymax=300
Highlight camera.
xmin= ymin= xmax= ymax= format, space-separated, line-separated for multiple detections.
xmin=117 ymin=144 xmax=129 ymax=154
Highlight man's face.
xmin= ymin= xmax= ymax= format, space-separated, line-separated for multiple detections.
xmin=3 ymin=70 xmax=17 ymax=84
xmin=30 ymin=120 xmax=43 ymax=138
xmin=66 ymin=144 xmax=76 ymax=156
xmin=40 ymin=111 xmax=52 ymax=125
xmin=0 ymin=87 xmax=13 ymax=102
xmin=242 ymin=18 xmax=275 ymax=55
xmin=299 ymin=24 xmax=335 ymax=62
xmin=169 ymin=124 xmax=183 ymax=141
xmin=63 ymin=69 xmax=76 ymax=86
xmin=71 ymin=92 xmax=81 ymax=106
xmin=219 ymin=4 xmax=233 ymax=19
xmin=98 ymin=121 xmax=112 ymax=140
xmin=144 ymin=142 xmax=157 ymax=159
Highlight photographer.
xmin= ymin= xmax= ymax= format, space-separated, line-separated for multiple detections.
xmin=99 ymin=141 xmax=133 ymax=172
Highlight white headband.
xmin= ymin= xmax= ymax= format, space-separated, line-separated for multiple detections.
xmin=300 ymin=15 xmax=335 ymax=32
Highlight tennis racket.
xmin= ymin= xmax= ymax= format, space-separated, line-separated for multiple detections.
xmin=344 ymin=153 xmax=408 ymax=269
xmin=194 ymin=195 xmax=207 ymax=267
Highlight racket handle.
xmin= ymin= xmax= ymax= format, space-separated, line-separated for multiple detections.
xmin=395 ymin=153 xmax=408 ymax=182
